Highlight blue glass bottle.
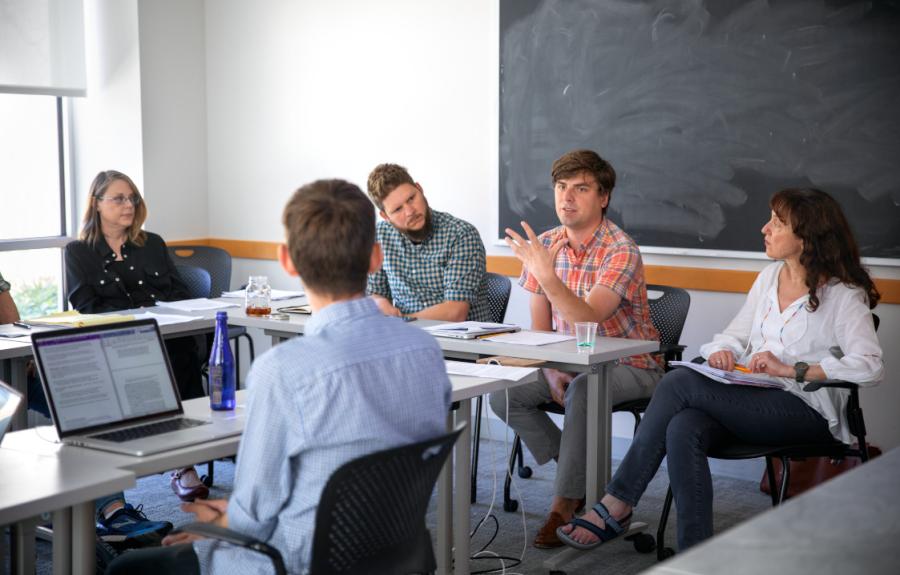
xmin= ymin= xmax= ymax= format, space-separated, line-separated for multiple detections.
xmin=209 ymin=311 xmax=236 ymax=410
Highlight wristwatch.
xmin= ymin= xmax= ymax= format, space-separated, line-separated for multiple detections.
xmin=793 ymin=361 xmax=810 ymax=382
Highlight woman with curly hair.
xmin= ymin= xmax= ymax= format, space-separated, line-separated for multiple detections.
xmin=558 ymin=188 xmax=883 ymax=552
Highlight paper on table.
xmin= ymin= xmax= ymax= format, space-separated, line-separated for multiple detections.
xmin=445 ymin=360 xmax=537 ymax=382
xmin=27 ymin=310 xmax=135 ymax=328
xmin=481 ymin=331 xmax=575 ymax=346
xmin=156 ymin=298 xmax=240 ymax=312
xmin=220 ymin=288 xmax=305 ymax=300
xmin=131 ymin=311 xmax=203 ymax=326
xmin=668 ymin=361 xmax=786 ymax=389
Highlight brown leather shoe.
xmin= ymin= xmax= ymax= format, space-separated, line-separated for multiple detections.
xmin=170 ymin=468 xmax=209 ymax=502
xmin=534 ymin=512 xmax=568 ymax=548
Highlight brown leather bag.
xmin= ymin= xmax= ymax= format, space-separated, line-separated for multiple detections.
xmin=759 ymin=444 xmax=882 ymax=498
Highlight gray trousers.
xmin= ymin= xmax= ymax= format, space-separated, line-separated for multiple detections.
xmin=489 ymin=363 xmax=663 ymax=499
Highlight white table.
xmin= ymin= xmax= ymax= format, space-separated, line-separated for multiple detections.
xmin=224 ymin=299 xmax=658 ymax=574
xmin=1 ymin=392 xmax=247 ymax=575
xmin=642 ymin=446 xmax=900 ymax=575
xmin=0 ymin=449 xmax=135 ymax=575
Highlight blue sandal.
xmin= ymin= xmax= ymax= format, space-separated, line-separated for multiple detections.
xmin=556 ymin=502 xmax=632 ymax=550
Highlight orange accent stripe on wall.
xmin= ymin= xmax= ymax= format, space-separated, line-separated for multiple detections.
xmin=169 ymin=239 xmax=900 ymax=303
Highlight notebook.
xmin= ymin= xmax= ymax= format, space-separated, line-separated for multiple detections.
xmin=0 ymin=380 xmax=23 ymax=444
xmin=423 ymin=321 xmax=520 ymax=340
xmin=31 ymin=319 xmax=243 ymax=456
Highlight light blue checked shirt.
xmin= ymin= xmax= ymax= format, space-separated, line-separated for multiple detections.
xmin=367 ymin=210 xmax=491 ymax=322
xmin=193 ymin=296 xmax=451 ymax=574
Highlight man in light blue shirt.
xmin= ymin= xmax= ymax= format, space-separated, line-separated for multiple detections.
xmin=108 ymin=179 xmax=451 ymax=574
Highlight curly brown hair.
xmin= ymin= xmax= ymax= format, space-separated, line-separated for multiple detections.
xmin=770 ymin=188 xmax=879 ymax=311
xmin=367 ymin=163 xmax=415 ymax=211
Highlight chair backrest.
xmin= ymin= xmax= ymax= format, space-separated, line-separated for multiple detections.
xmin=175 ymin=264 xmax=212 ymax=299
xmin=309 ymin=426 xmax=464 ymax=575
xmin=485 ymin=272 xmax=512 ymax=324
xmin=167 ymin=245 xmax=232 ymax=298
xmin=646 ymin=284 xmax=690 ymax=347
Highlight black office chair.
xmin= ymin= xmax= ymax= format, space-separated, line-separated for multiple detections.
xmin=653 ymin=313 xmax=880 ymax=561
xmin=174 ymin=426 xmax=465 ymax=575
xmin=469 ymin=272 xmax=513 ymax=502
xmin=502 ymin=284 xmax=691 ymax=512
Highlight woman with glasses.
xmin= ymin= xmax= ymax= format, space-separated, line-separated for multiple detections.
xmin=65 ymin=171 xmax=211 ymax=529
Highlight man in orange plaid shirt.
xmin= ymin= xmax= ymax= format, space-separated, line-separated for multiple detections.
xmin=489 ymin=149 xmax=663 ymax=548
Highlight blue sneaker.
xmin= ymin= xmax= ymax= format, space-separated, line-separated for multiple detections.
xmin=96 ymin=504 xmax=173 ymax=543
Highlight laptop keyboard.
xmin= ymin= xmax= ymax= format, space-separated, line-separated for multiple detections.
xmin=91 ymin=418 xmax=209 ymax=443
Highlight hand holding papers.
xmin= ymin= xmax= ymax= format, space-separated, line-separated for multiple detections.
xmin=668 ymin=361 xmax=786 ymax=389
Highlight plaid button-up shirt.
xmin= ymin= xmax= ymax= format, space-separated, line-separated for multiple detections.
xmin=520 ymin=218 xmax=661 ymax=370
xmin=367 ymin=210 xmax=491 ymax=322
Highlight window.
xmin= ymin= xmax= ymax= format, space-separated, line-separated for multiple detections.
xmin=0 ymin=93 xmax=69 ymax=317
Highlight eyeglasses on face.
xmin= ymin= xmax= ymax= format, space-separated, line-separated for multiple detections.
xmin=99 ymin=194 xmax=141 ymax=207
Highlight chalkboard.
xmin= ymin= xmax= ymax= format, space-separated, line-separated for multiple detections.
xmin=499 ymin=0 xmax=900 ymax=259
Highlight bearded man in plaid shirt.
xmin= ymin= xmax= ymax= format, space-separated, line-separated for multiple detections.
xmin=489 ymin=149 xmax=663 ymax=548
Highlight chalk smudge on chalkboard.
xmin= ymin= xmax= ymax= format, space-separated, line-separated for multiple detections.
xmin=499 ymin=0 xmax=900 ymax=258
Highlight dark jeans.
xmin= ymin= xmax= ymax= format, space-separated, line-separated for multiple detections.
xmin=106 ymin=543 xmax=200 ymax=575
xmin=606 ymin=368 xmax=835 ymax=550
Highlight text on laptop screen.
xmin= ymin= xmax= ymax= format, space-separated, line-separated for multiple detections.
xmin=35 ymin=325 xmax=179 ymax=433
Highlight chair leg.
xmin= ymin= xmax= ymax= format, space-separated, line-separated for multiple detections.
xmin=503 ymin=436 xmax=523 ymax=512
xmin=471 ymin=396 xmax=482 ymax=504
xmin=777 ymin=455 xmax=791 ymax=504
xmin=632 ymin=409 xmax=643 ymax=435
xmin=656 ymin=485 xmax=675 ymax=561
xmin=234 ymin=339 xmax=241 ymax=391
xmin=202 ymin=461 xmax=214 ymax=488
xmin=764 ymin=456 xmax=780 ymax=507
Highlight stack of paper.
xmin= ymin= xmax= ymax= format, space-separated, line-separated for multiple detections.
xmin=445 ymin=360 xmax=537 ymax=382
xmin=156 ymin=299 xmax=240 ymax=312
xmin=668 ymin=361 xmax=786 ymax=389
xmin=481 ymin=331 xmax=575 ymax=346
xmin=131 ymin=311 xmax=203 ymax=326
xmin=27 ymin=310 xmax=135 ymax=328
xmin=220 ymin=288 xmax=305 ymax=300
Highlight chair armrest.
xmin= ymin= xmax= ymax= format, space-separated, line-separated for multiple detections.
xmin=173 ymin=523 xmax=286 ymax=575
xmin=802 ymin=379 xmax=860 ymax=392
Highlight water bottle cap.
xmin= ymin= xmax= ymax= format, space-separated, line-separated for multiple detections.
xmin=216 ymin=311 xmax=228 ymax=319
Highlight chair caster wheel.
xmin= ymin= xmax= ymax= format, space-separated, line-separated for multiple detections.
xmin=518 ymin=465 xmax=533 ymax=479
xmin=503 ymin=499 xmax=519 ymax=512
xmin=201 ymin=475 xmax=213 ymax=488
xmin=658 ymin=547 xmax=676 ymax=560
xmin=628 ymin=532 xmax=656 ymax=553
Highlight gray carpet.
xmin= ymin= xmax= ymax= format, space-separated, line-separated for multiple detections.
xmin=22 ymin=438 xmax=773 ymax=575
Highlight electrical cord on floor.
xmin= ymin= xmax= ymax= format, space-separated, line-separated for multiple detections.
xmin=466 ymin=385 xmax=528 ymax=575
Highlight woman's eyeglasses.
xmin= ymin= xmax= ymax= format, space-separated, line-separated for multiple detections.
xmin=99 ymin=194 xmax=141 ymax=207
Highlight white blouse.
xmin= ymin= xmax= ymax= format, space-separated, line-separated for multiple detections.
xmin=699 ymin=262 xmax=883 ymax=443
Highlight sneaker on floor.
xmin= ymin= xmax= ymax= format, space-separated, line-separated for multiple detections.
xmin=96 ymin=504 xmax=173 ymax=543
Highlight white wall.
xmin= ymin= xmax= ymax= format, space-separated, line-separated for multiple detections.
xmin=136 ymin=0 xmax=208 ymax=239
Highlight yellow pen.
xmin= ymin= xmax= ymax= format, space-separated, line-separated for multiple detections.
xmin=733 ymin=364 xmax=751 ymax=373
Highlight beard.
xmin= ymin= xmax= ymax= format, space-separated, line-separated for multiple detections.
xmin=400 ymin=208 xmax=434 ymax=243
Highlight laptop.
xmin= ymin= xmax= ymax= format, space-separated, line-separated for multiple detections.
xmin=423 ymin=321 xmax=520 ymax=340
xmin=31 ymin=319 xmax=243 ymax=456
xmin=0 ymin=379 xmax=23 ymax=444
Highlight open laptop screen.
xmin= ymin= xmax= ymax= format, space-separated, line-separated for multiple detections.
xmin=33 ymin=321 xmax=182 ymax=435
